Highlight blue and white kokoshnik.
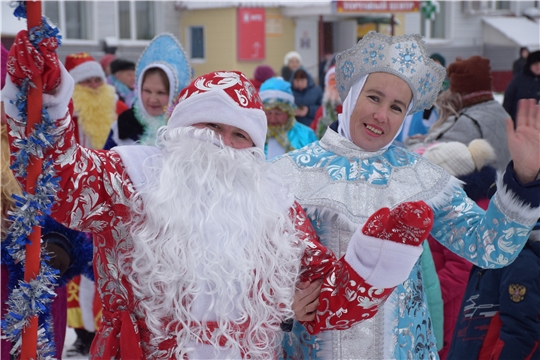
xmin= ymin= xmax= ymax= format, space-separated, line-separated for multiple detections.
xmin=135 ymin=32 xmax=193 ymax=108
xmin=335 ymin=31 xmax=446 ymax=114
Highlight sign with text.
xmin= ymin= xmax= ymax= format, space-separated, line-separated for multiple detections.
xmin=237 ymin=8 xmax=265 ymax=61
xmin=335 ymin=1 xmax=420 ymax=13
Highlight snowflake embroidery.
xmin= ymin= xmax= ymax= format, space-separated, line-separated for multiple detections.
xmin=392 ymin=43 xmax=418 ymax=74
xmin=341 ymin=60 xmax=355 ymax=79
xmin=417 ymin=72 xmax=435 ymax=96
xmin=362 ymin=42 xmax=385 ymax=66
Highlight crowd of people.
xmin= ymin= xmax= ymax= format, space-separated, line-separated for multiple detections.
xmin=1 ymin=24 xmax=539 ymax=360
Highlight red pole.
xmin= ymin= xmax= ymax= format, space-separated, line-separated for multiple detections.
xmin=21 ymin=1 xmax=43 ymax=359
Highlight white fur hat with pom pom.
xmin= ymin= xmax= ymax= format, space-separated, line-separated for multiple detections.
xmin=423 ymin=139 xmax=496 ymax=177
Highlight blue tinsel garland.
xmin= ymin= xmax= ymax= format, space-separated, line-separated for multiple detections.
xmin=1 ymin=1 xmax=65 ymax=358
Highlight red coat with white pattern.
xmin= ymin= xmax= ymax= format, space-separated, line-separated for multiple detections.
xmin=8 ymin=112 xmax=394 ymax=359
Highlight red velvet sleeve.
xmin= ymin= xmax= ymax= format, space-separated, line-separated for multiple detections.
xmin=7 ymin=111 xmax=134 ymax=233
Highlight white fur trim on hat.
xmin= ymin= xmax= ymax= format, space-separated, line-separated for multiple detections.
xmin=259 ymin=89 xmax=295 ymax=105
xmin=324 ymin=66 xmax=336 ymax=88
xmin=69 ymin=60 xmax=106 ymax=84
xmin=283 ymin=51 xmax=302 ymax=66
xmin=344 ymin=225 xmax=423 ymax=288
xmin=167 ymin=90 xmax=267 ymax=149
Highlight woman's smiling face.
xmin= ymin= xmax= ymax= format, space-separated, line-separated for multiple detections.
xmin=349 ymin=72 xmax=412 ymax=151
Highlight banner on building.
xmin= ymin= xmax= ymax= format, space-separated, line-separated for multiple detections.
xmin=334 ymin=1 xmax=420 ymax=13
xmin=237 ymin=8 xmax=265 ymax=60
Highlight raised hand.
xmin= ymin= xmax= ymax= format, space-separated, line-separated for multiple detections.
xmin=506 ymin=99 xmax=540 ymax=183
xmin=7 ymin=30 xmax=61 ymax=93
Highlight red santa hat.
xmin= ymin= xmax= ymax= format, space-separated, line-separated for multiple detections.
xmin=168 ymin=71 xmax=267 ymax=149
xmin=65 ymin=52 xmax=106 ymax=84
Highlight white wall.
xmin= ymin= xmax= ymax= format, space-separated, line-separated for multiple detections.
xmin=333 ymin=19 xmax=357 ymax=53
xmin=1 ymin=1 xmax=27 ymax=36
xmin=295 ymin=17 xmax=319 ymax=81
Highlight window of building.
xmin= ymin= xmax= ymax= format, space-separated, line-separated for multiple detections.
xmin=118 ymin=1 xmax=155 ymax=40
xmin=43 ymin=1 xmax=90 ymax=40
xmin=462 ymin=1 xmax=512 ymax=14
xmin=188 ymin=26 xmax=205 ymax=60
xmin=421 ymin=1 xmax=446 ymax=39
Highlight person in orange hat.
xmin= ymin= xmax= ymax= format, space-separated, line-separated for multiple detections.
xmin=63 ymin=52 xmax=128 ymax=357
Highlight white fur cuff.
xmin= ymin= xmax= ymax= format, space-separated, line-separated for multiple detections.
xmin=494 ymin=171 xmax=540 ymax=226
xmin=344 ymin=226 xmax=423 ymax=289
xmin=2 ymin=61 xmax=74 ymax=121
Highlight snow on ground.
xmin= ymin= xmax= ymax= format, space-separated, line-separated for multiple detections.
xmin=62 ymin=327 xmax=88 ymax=360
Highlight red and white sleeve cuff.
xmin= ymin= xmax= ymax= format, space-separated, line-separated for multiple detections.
xmin=344 ymin=226 xmax=424 ymax=289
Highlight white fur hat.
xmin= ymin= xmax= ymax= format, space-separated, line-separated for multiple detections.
xmin=167 ymin=71 xmax=267 ymax=149
xmin=65 ymin=52 xmax=106 ymax=84
xmin=283 ymin=51 xmax=302 ymax=66
xmin=423 ymin=139 xmax=496 ymax=177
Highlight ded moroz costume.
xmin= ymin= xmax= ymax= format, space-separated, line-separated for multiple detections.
xmin=65 ymin=52 xmax=128 ymax=150
xmin=272 ymin=31 xmax=540 ymax=359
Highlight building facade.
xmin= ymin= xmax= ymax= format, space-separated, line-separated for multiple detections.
xmin=2 ymin=1 xmax=180 ymax=65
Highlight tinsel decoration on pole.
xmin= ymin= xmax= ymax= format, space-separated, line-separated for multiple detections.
xmin=1 ymin=1 xmax=63 ymax=358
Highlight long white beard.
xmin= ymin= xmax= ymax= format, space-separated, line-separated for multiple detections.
xmin=126 ymin=127 xmax=303 ymax=359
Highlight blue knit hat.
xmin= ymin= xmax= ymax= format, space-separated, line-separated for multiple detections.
xmin=259 ymin=77 xmax=296 ymax=112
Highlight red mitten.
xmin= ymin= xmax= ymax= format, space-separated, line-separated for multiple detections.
xmin=344 ymin=201 xmax=434 ymax=289
xmin=7 ymin=30 xmax=61 ymax=92
xmin=362 ymin=201 xmax=434 ymax=246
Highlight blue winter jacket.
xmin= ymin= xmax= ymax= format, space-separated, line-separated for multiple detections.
xmin=290 ymin=68 xmax=322 ymax=127
xmin=448 ymin=235 xmax=540 ymax=360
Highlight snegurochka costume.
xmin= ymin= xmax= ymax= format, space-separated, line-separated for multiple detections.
xmin=272 ymin=31 xmax=540 ymax=360
xmin=5 ymin=33 xmax=431 ymax=358
xmin=259 ymin=77 xmax=317 ymax=159
xmin=105 ymin=33 xmax=192 ymax=149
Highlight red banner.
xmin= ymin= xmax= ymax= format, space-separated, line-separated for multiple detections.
xmin=335 ymin=1 xmax=420 ymax=13
xmin=237 ymin=8 xmax=265 ymax=61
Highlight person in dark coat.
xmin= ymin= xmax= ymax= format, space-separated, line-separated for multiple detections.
xmin=290 ymin=68 xmax=322 ymax=127
xmin=503 ymin=50 xmax=540 ymax=124
xmin=512 ymin=47 xmax=529 ymax=77
xmin=448 ymin=220 xmax=540 ymax=360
